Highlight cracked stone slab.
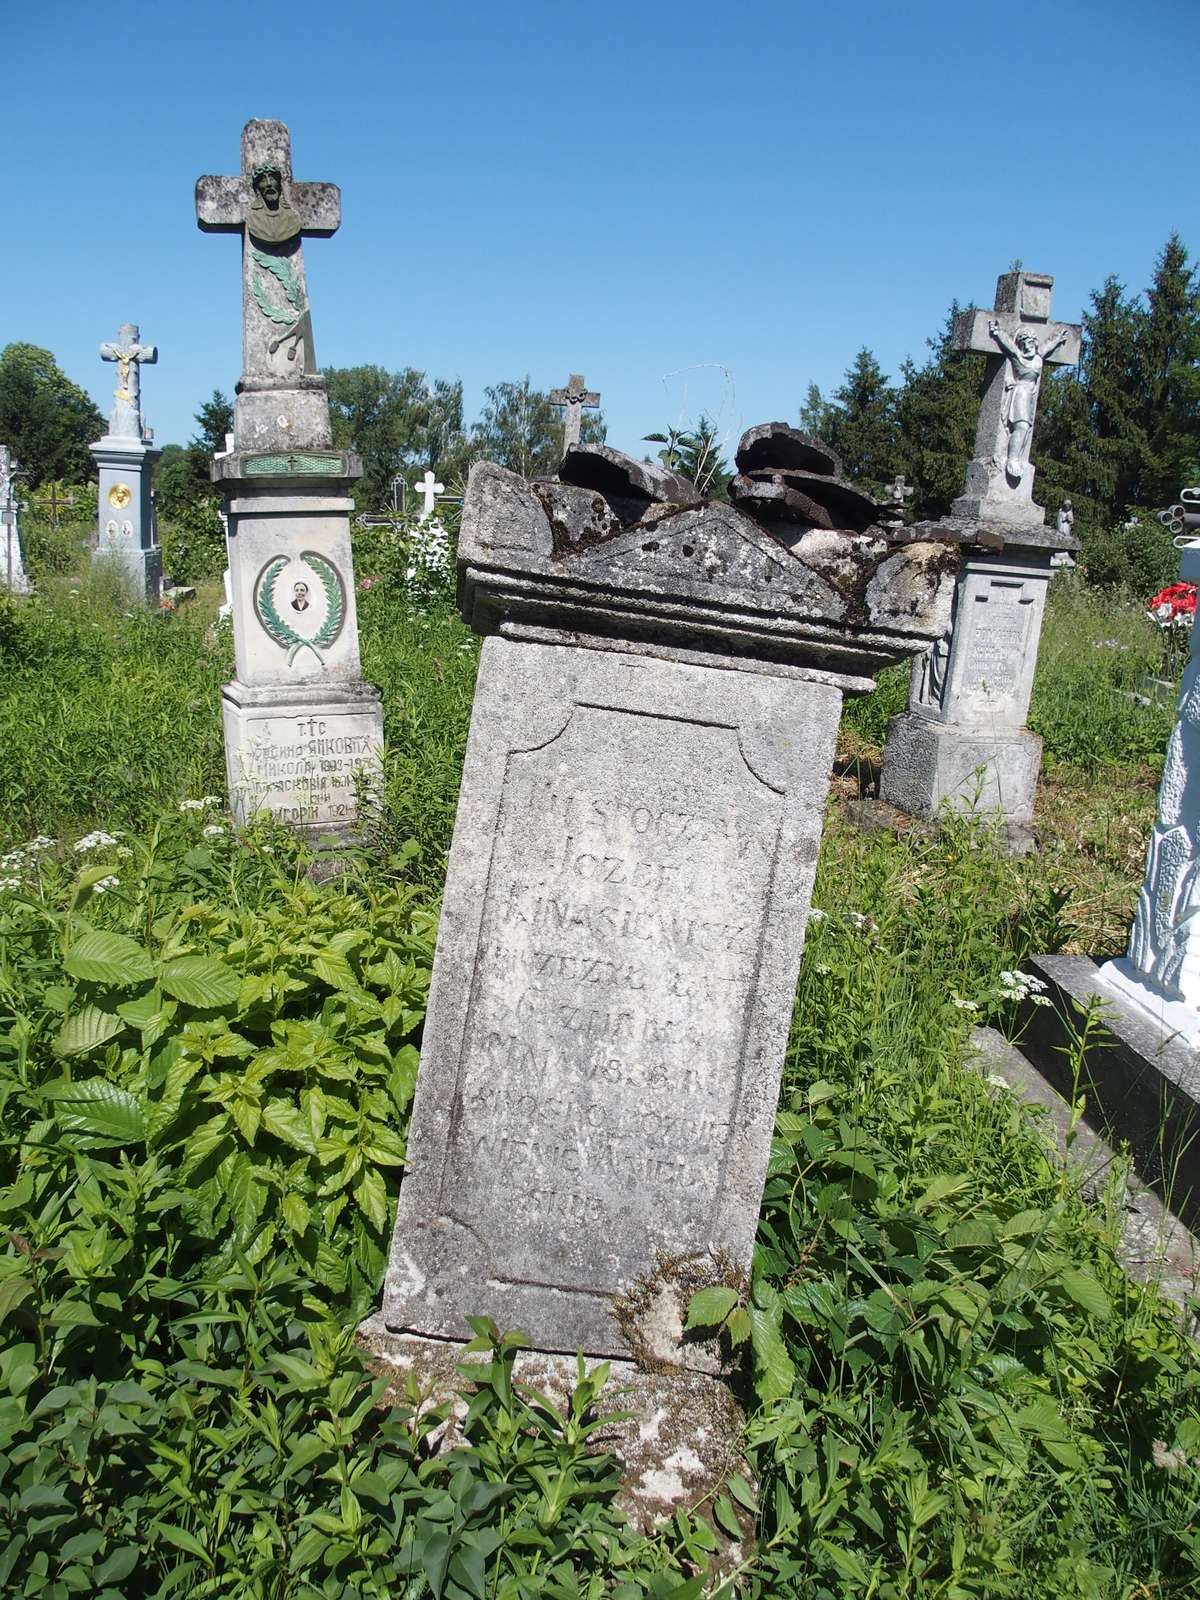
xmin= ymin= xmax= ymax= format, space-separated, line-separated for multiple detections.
xmin=735 ymin=422 xmax=841 ymax=478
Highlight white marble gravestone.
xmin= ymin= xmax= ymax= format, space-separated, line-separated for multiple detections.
xmin=0 ymin=446 xmax=30 ymax=595
xmin=196 ymin=119 xmax=383 ymax=839
xmin=90 ymin=323 xmax=162 ymax=602
xmin=1099 ymin=500 xmax=1200 ymax=1042
xmin=879 ymin=271 xmax=1080 ymax=840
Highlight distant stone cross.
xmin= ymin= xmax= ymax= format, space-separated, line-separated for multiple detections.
xmin=99 ymin=323 xmax=156 ymax=438
xmin=549 ymin=373 xmax=600 ymax=454
xmin=884 ymin=473 xmax=914 ymax=508
xmin=196 ymin=120 xmax=341 ymax=386
xmin=953 ymin=272 xmax=1080 ymax=505
xmin=415 ymin=469 xmax=445 ymax=523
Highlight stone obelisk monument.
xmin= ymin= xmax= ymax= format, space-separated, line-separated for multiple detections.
xmin=90 ymin=323 xmax=161 ymax=601
xmin=196 ymin=119 xmax=383 ymax=839
xmin=879 ymin=270 xmax=1080 ymax=844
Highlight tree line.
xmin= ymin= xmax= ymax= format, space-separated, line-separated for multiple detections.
xmin=1 ymin=234 xmax=1194 ymax=591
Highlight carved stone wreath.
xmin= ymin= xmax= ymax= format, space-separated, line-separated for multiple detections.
xmin=254 ymin=550 xmax=345 ymax=667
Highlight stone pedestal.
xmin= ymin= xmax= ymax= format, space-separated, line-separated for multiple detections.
xmin=90 ymin=436 xmax=162 ymax=603
xmin=215 ymin=450 xmax=383 ymax=840
xmin=880 ymin=527 xmax=1066 ymax=838
xmin=365 ymin=452 xmax=957 ymax=1504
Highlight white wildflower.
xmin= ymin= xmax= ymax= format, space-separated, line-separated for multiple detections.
xmin=1152 ymin=1439 xmax=1189 ymax=1472
xmin=74 ymin=831 xmax=118 ymax=853
xmin=178 ymin=799 xmax=206 ymax=812
xmin=202 ymin=824 xmax=225 ymax=838
xmin=952 ymin=996 xmax=979 ymax=1012
xmin=0 ymin=876 xmax=22 ymax=892
xmin=114 ymin=846 xmax=133 ymax=858
xmin=201 ymin=796 xmax=222 ymax=807
xmin=986 ymin=1073 xmax=1011 ymax=1091
xmin=91 ymin=875 xmax=119 ymax=896
xmin=809 ymin=908 xmax=826 ymax=923
xmin=25 ymin=836 xmax=54 ymax=852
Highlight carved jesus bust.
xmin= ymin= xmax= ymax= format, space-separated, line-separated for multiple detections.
xmin=246 ymin=163 xmax=301 ymax=246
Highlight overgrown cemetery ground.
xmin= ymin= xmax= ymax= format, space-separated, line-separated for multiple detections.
xmin=2 ymin=547 xmax=1200 ymax=1597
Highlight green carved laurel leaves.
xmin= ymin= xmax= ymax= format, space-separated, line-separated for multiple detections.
xmin=254 ymin=551 xmax=346 ymax=668
xmin=251 ymin=247 xmax=304 ymax=326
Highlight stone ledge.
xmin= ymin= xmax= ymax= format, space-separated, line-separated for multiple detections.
xmin=1016 ymin=954 xmax=1200 ymax=1230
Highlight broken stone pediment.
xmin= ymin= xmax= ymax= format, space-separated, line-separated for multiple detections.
xmin=458 ymin=461 xmax=958 ymax=682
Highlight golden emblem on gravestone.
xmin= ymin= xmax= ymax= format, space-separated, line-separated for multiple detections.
xmin=108 ymin=484 xmax=133 ymax=509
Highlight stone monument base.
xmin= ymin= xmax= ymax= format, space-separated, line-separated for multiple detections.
xmin=221 ymin=678 xmax=384 ymax=841
xmin=879 ymin=712 xmax=1043 ymax=832
xmin=356 ymin=1317 xmax=749 ymax=1536
xmin=93 ymin=542 xmax=162 ymax=604
xmin=1014 ymin=954 xmax=1200 ymax=1229
xmin=1096 ymin=958 xmax=1200 ymax=1051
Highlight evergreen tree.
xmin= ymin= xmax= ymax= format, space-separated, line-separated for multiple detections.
xmin=819 ymin=349 xmax=899 ymax=493
xmin=0 ymin=344 xmax=105 ymax=487
xmin=893 ymin=306 xmax=985 ymax=518
xmin=1137 ymin=234 xmax=1200 ymax=504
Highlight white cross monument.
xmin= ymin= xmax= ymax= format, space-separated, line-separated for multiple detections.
xmin=414 ymin=470 xmax=445 ymax=523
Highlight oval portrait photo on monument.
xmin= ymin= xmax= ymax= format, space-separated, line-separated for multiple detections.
xmin=252 ymin=549 xmax=346 ymax=669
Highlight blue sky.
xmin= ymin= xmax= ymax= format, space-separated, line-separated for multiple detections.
xmin=2 ymin=0 xmax=1196 ymax=464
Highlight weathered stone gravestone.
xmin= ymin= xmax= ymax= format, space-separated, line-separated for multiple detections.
xmin=363 ymin=427 xmax=957 ymax=1508
xmin=196 ymin=119 xmax=383 ymax=839
xmin=549 ymin=372 xmax=600 ymax=455
xmin=0 ymin=446 xmax=31 ymax=595
xmin=90 ymin=323 xmax=161 ymax=601
xmin=879 ymin=271 xmax=1080 ymax=843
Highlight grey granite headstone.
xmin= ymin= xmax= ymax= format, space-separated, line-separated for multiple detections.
xmin=0 ymin=446 xmax=30 ymax=596
xmin=879 ymin=270 xmax=1081 ymax=842
xmin=196 ymin=120 xmax=383 ymax=840
xmin=90 ymin=324 xmax=162 ymax=603
xmin=364 ymin=444 xmax=956 ymax=1445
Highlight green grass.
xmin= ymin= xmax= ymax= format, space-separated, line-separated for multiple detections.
xmin=0 ymin=578 xmax=1198 ymax=1596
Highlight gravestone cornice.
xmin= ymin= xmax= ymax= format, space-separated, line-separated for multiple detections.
xmin=460 ymin=461 xmax=958 ymax=687
xmin=892 ymin=513 xmax=1080 ymax=554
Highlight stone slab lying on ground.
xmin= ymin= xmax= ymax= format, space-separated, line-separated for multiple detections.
xmin=968 ymin=1024 xmax=1200 ymax=1330
xmin=1015 ymin=954 xmax=1200 ymax=1232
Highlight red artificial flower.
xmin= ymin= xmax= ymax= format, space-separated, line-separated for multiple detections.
xmin=1148 ymin=582 xmax=1197 ymax=626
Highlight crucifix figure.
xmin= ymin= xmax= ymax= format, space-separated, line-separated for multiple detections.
xmin=883 ymin=472 xmax=914 ymax=509
xmin=196 ymin=120 xmax=340 ymax=390
xmin=99 ymin=323 xmax=157 ymax=439
xmin=952 ymin=272 xmax=1080 ymax=517
xmin=549 ymin=373 xmax=600 ymax=455
xmin=414 ymin=469 xmax=445 ymax=523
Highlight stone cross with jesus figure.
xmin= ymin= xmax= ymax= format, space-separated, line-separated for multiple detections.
xmin=99 ymin=323 xmax=156 ymax=441
xmin=550 ymin=372 xmax=600 ymax=455
xmin=196 ymin=120 xmax=341 ymax=453
xmin=952 ymin=271 xmax=1080 ymax=528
